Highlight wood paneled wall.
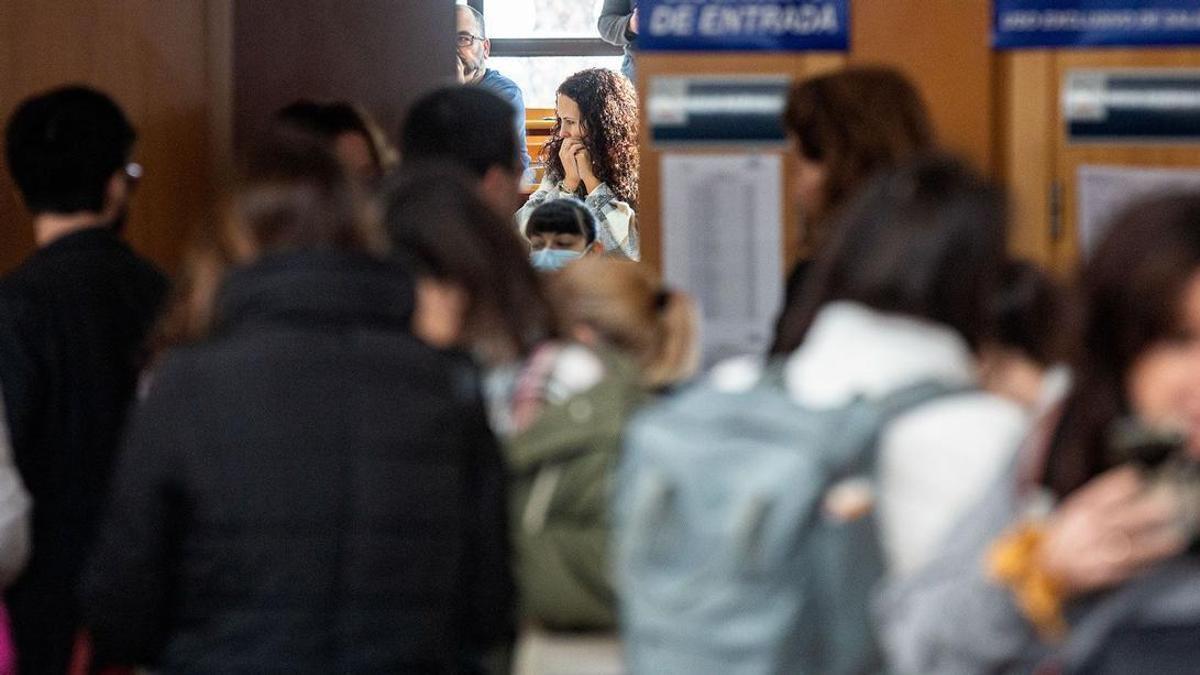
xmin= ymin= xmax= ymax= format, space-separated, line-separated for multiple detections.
xmin=849 ymin=0 xmax=995 ymax=172
xmin=232 ymin=0 xmax=452 ymax=154
xmin=0 ymin=0 xmax=224 ymax=274
xmin=1001 ymin=48 xmax=1200 ymax=273
xmin=0 ymin=1 xmax=452 ymax=276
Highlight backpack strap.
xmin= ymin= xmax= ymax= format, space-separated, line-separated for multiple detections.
xmin=873 ymin=380 xmax=975 ymax=424
xmin=757 ymin=356 xmax=790 ymax=391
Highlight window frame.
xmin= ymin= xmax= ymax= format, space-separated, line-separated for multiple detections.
xmin=466 ymin=0 xmax=624 ymax=58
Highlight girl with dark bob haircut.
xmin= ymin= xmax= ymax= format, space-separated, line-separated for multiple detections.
xmin=517 ymin=68 xmax=640 ymax=261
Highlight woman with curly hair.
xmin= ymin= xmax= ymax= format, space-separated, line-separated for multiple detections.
xmin=516 ymin=68 xmax=640 ymax=261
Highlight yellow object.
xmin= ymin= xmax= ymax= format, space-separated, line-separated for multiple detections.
xmin=987 ymin=523 xmax=1068 ymax=641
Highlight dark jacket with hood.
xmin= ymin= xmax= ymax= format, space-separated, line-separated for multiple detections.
xmin=82 ymin=251 xmax=513 ymax=674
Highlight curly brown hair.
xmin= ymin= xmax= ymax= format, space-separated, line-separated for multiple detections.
xmin=542 ymin=68 xmax=639 ymax=208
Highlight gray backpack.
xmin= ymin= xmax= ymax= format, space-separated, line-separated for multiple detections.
xmin=615 ymin=359 xmax=963 ymax=675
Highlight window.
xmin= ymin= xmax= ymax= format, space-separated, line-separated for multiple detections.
xmin=459 ymin=0 xmax=627 ymax=108
xmin=480 ymin=0 xmax=608 ymax=39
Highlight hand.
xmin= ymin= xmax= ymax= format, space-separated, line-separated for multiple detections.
xmin=558 ymin=139 xmax=582 ymax=191
xmin=630 ymin=9 xmax=638 ymax=34
xmin=455 ymin=56 xmax=467 ymax=84
xmin=573 ymin=143 xmax=600 ymax=193
xmin=1039 ymin=466 xmax=1187 ymax=597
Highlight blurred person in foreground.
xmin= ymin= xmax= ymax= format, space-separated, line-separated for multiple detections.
xmin=83 ymin=130 xmax=512 ymax=673
xmin=977 ymin=260 xmax=1073 ymax=415
xmin=771 ymin=156 xmax=1028 ymax=579
xmin=880 ymin=193 xmax=1200 ymax=675
xmin=508 ymin=257 xmax=698 ymax=675
xmin=382 ymin=161 xmax=556 ymax=437
xmin=276 ymin=99 xmax=395 ymax=184
xmin=770 ymin=66 xmax=935 ymax=355
xmin=0 ymin=391 xmax=29 ymax=675
xmin=400 ymin=86 xmax=526 ymax=218
xmin=615 ymin=157 xmax=1028 ymax=673
xmin=0 ymin=85 xmax=167 ymax=674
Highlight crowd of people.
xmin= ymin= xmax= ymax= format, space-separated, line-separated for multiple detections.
xmin=0 ymin=25 xmax=1197 ymax=675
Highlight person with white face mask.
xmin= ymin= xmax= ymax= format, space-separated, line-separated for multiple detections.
xmin=524 ymin=198 xmax=603 ymax=272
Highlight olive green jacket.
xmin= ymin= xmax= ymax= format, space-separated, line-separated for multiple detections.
xmin=505 ymin=348 xmax=644 ymax=630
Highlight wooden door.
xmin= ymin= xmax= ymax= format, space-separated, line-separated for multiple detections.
xmin=1054 ymin=49 xmax=1200 ymax=270
xmin=1002 ymin=48 xmax=1200 ymax=273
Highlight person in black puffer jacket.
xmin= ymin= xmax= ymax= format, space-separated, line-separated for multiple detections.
xmin=81 ymin=129 xmax=513 ymax=674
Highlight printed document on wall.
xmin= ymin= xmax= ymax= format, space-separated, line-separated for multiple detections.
xmin=1079 ymin=165 xmax=1200 ymax=257
xmin=662 ymin=153 xmax=783 ymax=366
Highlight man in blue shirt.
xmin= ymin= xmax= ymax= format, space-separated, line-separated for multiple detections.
xmin=456 ymin=5 xmax=531 ymax=178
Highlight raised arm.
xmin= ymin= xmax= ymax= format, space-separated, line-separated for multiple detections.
xmin=597 ymin=0 xmax=636 ymax=47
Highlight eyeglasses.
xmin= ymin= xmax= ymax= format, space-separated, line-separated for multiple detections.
xmin=124 ymin=162 xmax=143 ymax=186
xmin=456 ymin=32 xmax=484 ymax=48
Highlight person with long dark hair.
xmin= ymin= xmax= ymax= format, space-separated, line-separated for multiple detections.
xmin=880 ymin=193 xmax=1200 ymax=674
xmin=516 ymin=68 xmax=640 ymax=261
xmin=770 ymin=66 xmax=936 ymax=354
xmin=770 ymin=155 xmax=1028 ymax=579
xmin=384 ymin=160 xmax=555 ymax=370
xmin=383 ymin=160 xmax=557 ymax=441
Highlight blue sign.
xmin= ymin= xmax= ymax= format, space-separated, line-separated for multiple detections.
xmin=995 ymin=1 xmax=1200 ymax=49
xmin=638 ymin=0 xmax=849 ymax=52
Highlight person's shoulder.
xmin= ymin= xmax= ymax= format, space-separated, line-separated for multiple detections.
xmin=890 ymin=390 xmax=1029 ymax=444
xmin=881 ymin=390 xmax=1029 ymax=480
xmin=481 ymin=69 xmax=523 ymax=98
xmin=0 ymin=256 xmax=49 ymax=317
xmin=112 ymin=238 xmax=168 ymax=285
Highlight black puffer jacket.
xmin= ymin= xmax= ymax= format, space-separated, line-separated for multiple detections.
xmin=82 ymin=251 xmax=513 ymax=674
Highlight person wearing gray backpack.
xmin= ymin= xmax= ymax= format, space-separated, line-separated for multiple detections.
xmin=615 ymin=156 xmax=1030 ymax=675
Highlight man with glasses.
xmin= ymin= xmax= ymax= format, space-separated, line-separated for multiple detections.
xmin=0 ymin=85 xmax=166 ymax=674
xmin=457 ymin=4 xmax=531 ymax=177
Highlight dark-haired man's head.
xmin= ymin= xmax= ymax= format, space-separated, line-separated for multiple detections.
xmin=456 ymin=5 xmax=490 ymax=85
xmin=399 ymin=86 xmax=522 ymax=216
xmin=275 ymin=99 xmax=392 ymax=182
xmin=5 ymin=85 xmax=138 ymax=243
